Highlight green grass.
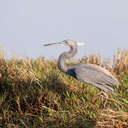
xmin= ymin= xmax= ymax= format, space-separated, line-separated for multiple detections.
xmin=0 ymin=49 xmax=128 ymax=128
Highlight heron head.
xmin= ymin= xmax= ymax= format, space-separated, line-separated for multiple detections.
xmin=63 ymin=40 xmax=85 ymax=47
xmin=43 ymin=40 xmax=85 ymax=47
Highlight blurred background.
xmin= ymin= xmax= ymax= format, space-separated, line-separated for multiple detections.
xmin=0 ymin=0 xmax=128 ymax=60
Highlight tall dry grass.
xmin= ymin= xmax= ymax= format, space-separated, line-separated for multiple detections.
xmin=0 ymin=48 xmax=127 ymax=127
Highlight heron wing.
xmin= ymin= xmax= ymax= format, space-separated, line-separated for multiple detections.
xmin=72 ymin=64 xmax=119 ymax=92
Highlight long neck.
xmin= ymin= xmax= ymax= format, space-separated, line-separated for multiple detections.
xmin=58 ymin=45 xmax=77 ymax=73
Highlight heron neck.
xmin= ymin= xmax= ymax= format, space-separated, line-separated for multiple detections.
xmin=58 ymin=45 xmax=77 ymax=73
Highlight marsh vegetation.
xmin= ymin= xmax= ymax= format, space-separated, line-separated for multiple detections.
xmin=0 ymin=48 xmax=128 ymax=128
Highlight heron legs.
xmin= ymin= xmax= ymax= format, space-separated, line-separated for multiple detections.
xmin=92 ymin=91 xmax=108 ymax=108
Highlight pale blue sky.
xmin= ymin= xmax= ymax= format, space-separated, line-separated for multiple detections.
xmin=0 ymin=0 xmax=128 ymax=60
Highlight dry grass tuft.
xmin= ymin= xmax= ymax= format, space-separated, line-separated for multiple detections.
xmin=96 ymin=109 xmax=128 ymax=128
xmin=113 ymin=48 xmax=128 ymax=74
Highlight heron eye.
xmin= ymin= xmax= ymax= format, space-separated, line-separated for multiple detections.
xmin=62 ymin=40 xmax=66 ymax=43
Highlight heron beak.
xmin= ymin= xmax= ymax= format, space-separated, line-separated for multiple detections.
xmin=43 ymin=41 xmax=65 ymax=47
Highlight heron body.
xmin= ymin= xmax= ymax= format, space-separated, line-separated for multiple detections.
xmin=44 ymin=40 xmax=119 ymax=93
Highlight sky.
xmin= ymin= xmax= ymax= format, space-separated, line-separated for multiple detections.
xmin=0 ymin=0 xmax=128 ymax=60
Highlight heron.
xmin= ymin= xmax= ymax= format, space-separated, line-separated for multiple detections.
xmin=44 ymin=40 xmax=119 ymax=106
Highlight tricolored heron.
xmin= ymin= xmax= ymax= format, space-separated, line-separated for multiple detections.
xmin=44 ymin=40 xmax=119 ymax=106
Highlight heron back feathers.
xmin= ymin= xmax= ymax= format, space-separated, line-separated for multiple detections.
xmin=66 ymin=64 xmax=119 ymax=93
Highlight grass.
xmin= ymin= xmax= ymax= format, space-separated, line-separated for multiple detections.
xmin=0 ymin=49 xmax=128 ymax=128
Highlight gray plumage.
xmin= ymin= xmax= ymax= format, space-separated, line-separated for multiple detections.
xmin=44 ymin=40 xmax=120 ymax=93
